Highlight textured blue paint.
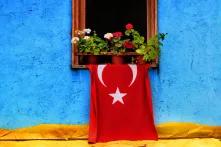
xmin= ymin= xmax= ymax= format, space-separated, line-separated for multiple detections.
xmin=154 ymin=0 xmax=221 ymax=125
xmin=0 ymin=0 xmax=90 ymax=129
xmin=0 ymin=0 xmax=221 ymax=129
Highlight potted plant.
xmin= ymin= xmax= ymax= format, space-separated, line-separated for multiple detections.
xmin=103 ymin=23 xmax=137 ymax=64
xmin=103 ymin=32 xmax=125 ymax=64
xmin=124 ymin=23 xmax=147 ymax=64
xmin=72 ymin=29 xmax=108 ymax=64
xmin=135 ymin=33 xmax=167 ymax=64
xmin=72 ymin=24 xmax=167 ymax=65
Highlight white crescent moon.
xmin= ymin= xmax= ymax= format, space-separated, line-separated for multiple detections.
xmin=128 ymin=64 xmax=137 ymax=87
xmin=97 ymin=65 xmax=107 ymax=87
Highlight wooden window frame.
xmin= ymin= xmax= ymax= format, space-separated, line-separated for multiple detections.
xmin=72 ymin=0 xmax=158 ymax=68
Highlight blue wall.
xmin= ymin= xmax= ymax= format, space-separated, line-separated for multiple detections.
xmin=0 ymin=0 xmax=221 ymax=129
xmin=155 ymin=0 xmax=221 ymax=125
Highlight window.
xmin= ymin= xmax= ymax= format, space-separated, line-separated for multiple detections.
xmin=72 ymin=0 xmax=157 ymax=68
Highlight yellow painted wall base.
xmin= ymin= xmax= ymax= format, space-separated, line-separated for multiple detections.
xmin=0 ymin=139 xmax=221 ymax=147
xmin=0 ymin=122 xmax=221 ymax=140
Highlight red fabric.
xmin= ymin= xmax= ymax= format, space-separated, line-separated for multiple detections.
xmin=88 ymin=64 xmax=158 ymax=143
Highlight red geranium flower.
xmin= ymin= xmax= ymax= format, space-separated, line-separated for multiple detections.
xmin=112 ymin=32 xmax=123 ymax=38
xmin=123 ymin=41 xmax=134 ymax=49
xmin=126 ymin=23 xmax=133 ymax=30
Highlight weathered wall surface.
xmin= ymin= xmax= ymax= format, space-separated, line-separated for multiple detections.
xmin=0 ymin=0 xmax=90 ymax=129
xmin=155 ymin=0 xmax=221 ymax=125
xmin=0 ymin=0 xmax=221 ymax=129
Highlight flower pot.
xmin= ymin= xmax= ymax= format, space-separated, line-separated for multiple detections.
xmin=155 ymin=56 xmax=159 ymax=64
xmin=112 ymin=55 xmax=124 ymax=64
xmin=136 ymin=55 xmax=145 ymax=64
xmin=87 ymin=55 xmax=97 ymax=64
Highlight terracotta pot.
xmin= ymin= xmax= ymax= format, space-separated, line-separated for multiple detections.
xmin=112 ymin=55 xmax=124 ymax=64
xmin=136 ymin=55 xmax=145 ymax=64
xmin=155 ymin=56 xmax=159 ymax=64
xmin=87 ymin=55 xmax=97 ymax=64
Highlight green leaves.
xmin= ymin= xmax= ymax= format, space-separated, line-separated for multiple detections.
xmin=136 ymin=49 xmax=144 ymax=54
xmin=135 ymin=33 xmax=167 ymax=62
xmin=159 ymin=33 xmax=167 ymax=41
xmin=125 ymin=29 xmax=132 ymax=36
xmin=75 ymin=26 xmax=167 ymax=59
xmin=78 ymin=32 xmax=108 ymax=55
xmin=109 ymin=36 xmax=125 ymax=53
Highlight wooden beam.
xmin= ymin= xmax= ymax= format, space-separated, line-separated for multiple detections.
xmin=72 ymin=63 xmax=158 ymax=69
xmin=72 ymin=0 xmax=86 ymax=68
xmin=147 ymin=0 xmax=158 ymax=39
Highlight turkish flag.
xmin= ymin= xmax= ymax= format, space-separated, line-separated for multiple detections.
xmin=88 ymin=64 xmax=158 ymax=143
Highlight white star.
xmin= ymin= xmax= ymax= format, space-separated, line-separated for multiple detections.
xmin=109 ymin=87 xmax=127 ymax=104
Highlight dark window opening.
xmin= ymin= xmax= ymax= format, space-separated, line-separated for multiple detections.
xmin=86 ymin=0 xmax=147 ymax=38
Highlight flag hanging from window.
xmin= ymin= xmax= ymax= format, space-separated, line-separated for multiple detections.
xmin=88 ymin=64 xmax=158 ymax=143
